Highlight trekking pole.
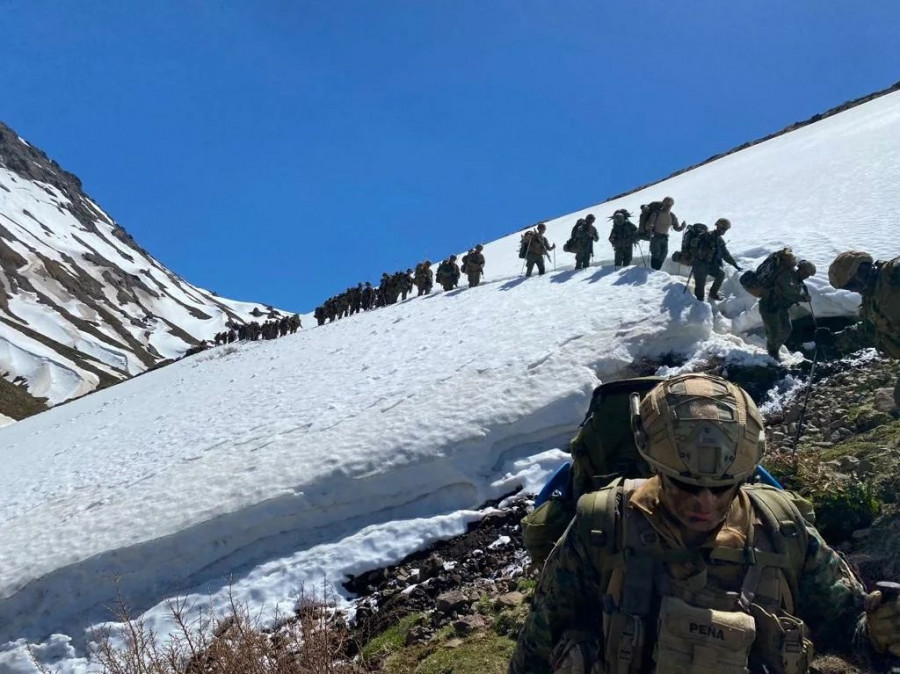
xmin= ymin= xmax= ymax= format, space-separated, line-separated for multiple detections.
xmin=791 ymin=344 xmax=820 ymax=462
xmin=637 ymin=241 xmax=647 ymax=267
xmin=683 ymin=267 xmax=694 ymax=294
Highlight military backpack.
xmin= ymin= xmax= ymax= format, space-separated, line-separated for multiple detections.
xmin=672 ymin=223 xmax=708 ymax=265
xmin=637 ymin=202 xmax=663 ymax=241
xmin=518 ymin=231 xmax=535 ymax=259
xmin=520 ymin=376 xmax=663 ymax=567
xmin=739 ymin=248 xmax=797 ymax=298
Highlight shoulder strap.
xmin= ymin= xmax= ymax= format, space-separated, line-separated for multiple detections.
xmin=743 ymin=485 xmax=809 ymax=602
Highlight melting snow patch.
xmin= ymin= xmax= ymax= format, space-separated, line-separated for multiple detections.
xmin=488 ymin=535 xmax=512 ymax=550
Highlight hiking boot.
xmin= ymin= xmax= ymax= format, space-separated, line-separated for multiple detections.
xmin=708 ymin=292 xmax=724 ymax=301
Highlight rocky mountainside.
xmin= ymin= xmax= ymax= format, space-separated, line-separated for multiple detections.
xmin=0 ymin=122 xmax=276 ymax=423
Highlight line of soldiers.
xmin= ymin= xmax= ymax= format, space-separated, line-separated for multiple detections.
xmin=214 ymin=314 xmax=301 ymax=345
xmin=311 ymin=246 xmax=488 ymax=326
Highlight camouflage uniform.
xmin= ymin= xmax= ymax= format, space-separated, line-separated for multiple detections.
xmin=608 ymin=214 xmax=638 ymax=268
xmin=759 ymin=267 xmax=810 ymax=359
xmin=414 ymin=262 xmax=433 ymax=296
xmin=827 ymin=254 xmax=900 ymax=407
xmin=436 ymin=257 xmax=461 ymax=291
xmin=691 ymin=226 xmax=740 ymax=301
xmin=829 ymin=257 xmax=900 ymax=358
xmin=525 ymin=230 xmax=554 ymax=277
xmin=510 ymin=477 xmax=868 ymax=674
xmin=462 ymin=248 xmax=485 ymax=287
xmin=571 ymin=217 xmax=599 ymax=270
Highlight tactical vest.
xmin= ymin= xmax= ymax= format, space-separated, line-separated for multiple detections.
xmin=574 ymin=481 xmax=814 ymax=674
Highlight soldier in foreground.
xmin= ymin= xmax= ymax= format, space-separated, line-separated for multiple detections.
xmin=511 ymin=373 xmax=900 ymax=674
xmin=825 ymin=250 xmax=900 ymax=406
xmin=691 ymin=217 xmax=741 ymax=301
xmin=608 ymin=209 xmax=638 ymax=268
xmin=760 ymin=258 xmax=816 ymax=360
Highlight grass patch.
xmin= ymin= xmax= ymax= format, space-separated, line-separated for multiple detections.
xmin=820 ymin=420 xmax=900 ymax=461
xmin=360 ymin=612 xmax=425 ymax=662
xmin=415 ymin=632 xmax=515 ymax=674
xmin=494 ymin=603 xmax=529 ymax=639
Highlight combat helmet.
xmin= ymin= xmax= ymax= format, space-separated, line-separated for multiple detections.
xmin=796 ymin=259 xmax=816 ymax=278
xmin=828 ymin=250 xmax=873 ymax=289
xmin=630 ymin=373 xmax=765 ymax=488
xmin=714 ymin=218 xmax=731 ymax=231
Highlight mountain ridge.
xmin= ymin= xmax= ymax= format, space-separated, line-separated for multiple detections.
xmin=0 ymin=122 xmax=279 ymax=421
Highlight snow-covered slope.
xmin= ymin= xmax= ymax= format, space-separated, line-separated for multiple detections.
xmin=2 ymin=91 xmax=899 ymax=672
xmin=0 ymin=122 xmax=278 ymax=411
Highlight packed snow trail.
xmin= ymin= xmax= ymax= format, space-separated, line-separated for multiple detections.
xmin=2 ymin=90 xmax=900 ymax=673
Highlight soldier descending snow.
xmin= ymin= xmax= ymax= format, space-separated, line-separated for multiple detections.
xmin=414 ymin=261 xmax=433 ymax=296
xmin=641 ymin=196 xmax=684 ymax=270
xmin=823 ymin=250 xmax=900 ymax=407
xmin=461 ymin=245 xmax=485 ymax=287
xmin=511 ymin=373 xmax=900 ymax=674
xmin=690 ymin=217 xmax=742 ymax=301
xmin=608 ymin=209 xmax=638 ymax=268
xmin=436 ymin=255 xmax=461 ymax=291
xmin=524 ymin=224 xmax=555 ymax=278
xmin=569 ymin=214 xmax=599 ymax=270
xmin=759 ymin=257 xmax=816 ymax=360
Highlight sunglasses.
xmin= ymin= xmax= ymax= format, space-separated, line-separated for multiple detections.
xmin=666 ymin=476 xmax=735 ymax=497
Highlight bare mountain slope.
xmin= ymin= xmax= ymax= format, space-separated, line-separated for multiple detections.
xmin=0 ymin=122 xmax=277 ymax=420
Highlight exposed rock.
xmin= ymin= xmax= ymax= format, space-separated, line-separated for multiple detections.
xmin=496 ymin=591 xmax=526 ymax=609
xmin=875 ymin=388 xmax=898 ymax=414
xmin=452 ymin=615 xmax=487 ymax=636
xmin=436 ymin=590 xmax=471 ymax=616
xmin=404 ymin=625 xmax=432 ymax=646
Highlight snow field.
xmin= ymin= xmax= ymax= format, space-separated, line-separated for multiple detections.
xmin=2 ymin=90 xmax=900 ymax=672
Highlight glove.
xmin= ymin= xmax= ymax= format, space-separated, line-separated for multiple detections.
xmin=867 ymin=591 xmax=900 ymax=656
xmin=814 ymin=326 xmax=835 ymax=346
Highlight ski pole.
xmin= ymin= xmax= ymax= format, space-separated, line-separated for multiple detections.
xmin=792 ymin=344 xmax=820 ymax=460
xmin=683 ymin=267 xmax=694 ymax=294
xmin=637 ymin=241 xmax=647 ymax=267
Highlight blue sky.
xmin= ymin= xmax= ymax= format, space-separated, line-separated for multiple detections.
xmin=2 ymin=1 xmax=899 ymax=312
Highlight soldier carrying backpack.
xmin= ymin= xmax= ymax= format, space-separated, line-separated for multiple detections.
xmin=754 ymin=253 xmax=816 ymax=360
xmin=565 ymin=214 xmax=599 ymax=270
xmin=461 ymin=244 xmax=485 ymax=287
xmin=690 ymin=218 xmax=742 ymax=301
xmin=608 ymin=209 xmax=638 ymax=268
xmin=436 ymin=255 xmax=461 ymax=291
xmin=639 ymin=197 xmax=685 ymax=270
xmin=824 ymin=251 xmax=900 ymax=407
